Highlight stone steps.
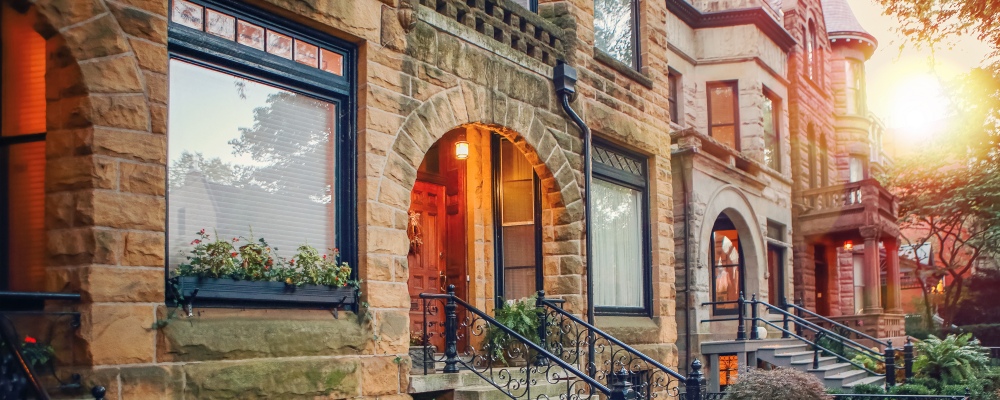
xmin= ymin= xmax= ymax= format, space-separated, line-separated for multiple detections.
xmin=755 ymin=339 xmax=885 ymax=391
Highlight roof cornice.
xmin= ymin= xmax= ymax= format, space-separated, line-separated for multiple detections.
xmin=665 ymin=0 xmax=797 ymax=51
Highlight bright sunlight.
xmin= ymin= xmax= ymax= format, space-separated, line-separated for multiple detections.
xmin=887 ymin=72 xmax=951 ymax=141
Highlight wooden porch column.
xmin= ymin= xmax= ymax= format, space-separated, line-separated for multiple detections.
xmin=884 ymin=237 xmax=902 ymax=313
xmin=860 ymin=225 xmax=883 ymax=314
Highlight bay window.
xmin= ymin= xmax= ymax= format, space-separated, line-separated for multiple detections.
xmin=167 ymin=0 xmax=356 ymax=277
xmin=592 ymin=142 xmax=649 ymax=314
xmin=845 ymin=59 xmax=866 ymax=115
xmin=708 ymin=81 xmax=739 ymax=149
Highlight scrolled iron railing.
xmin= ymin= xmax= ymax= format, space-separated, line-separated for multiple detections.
xmin=537 ymin=291 xmax=689 ymax=400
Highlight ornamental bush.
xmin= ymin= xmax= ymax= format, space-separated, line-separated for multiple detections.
xmin=722 ymin=367 xmax=829 ymax=400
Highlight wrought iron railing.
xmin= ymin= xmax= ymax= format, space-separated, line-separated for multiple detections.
xmin=537 ymin=291 xmax=690 ymax=399
xmin=0 ymin=291 xmax=106 ymax=399
xmin=417 ymin=285 xmax=710 ymax=400
xmin=830 ymin=394 xmax=969 ymax=399
xmin=702 ymin=294 xmax=915 ymax=389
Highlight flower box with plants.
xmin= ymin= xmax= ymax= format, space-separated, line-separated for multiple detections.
xmin=170 ymin=230 xmax=358 ymax=309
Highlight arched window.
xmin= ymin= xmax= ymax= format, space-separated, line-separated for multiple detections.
xmin=806 ymin=21 xmax=817 ymax=81
xmin=711 ymin=215 xmax=744 ymax=315
xmin=1 ymin=2 xmax=47 ymax=292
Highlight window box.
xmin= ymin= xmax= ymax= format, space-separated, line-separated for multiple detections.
xmin=174 ymin=276 xmax=357 ymax=308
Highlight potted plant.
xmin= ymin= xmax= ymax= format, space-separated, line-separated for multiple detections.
xmin=485 ymin=296 xmax=542 ymax=367
xmin=409 ymin=330 xmax=437 ymax=373
xmin=171 ymin=229 xmax=358 ymax=309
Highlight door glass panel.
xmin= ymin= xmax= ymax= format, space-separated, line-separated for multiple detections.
xmin=497 ymin=139 xmax=538 ymax=301
xmin=712 ymin=229 xmax=741 ymax=313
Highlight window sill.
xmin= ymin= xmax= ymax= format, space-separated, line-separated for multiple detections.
xmin=593 ymin=48 xmax=654 ymax=89
xmin=595 ymin=315 xmax=658 ymax=333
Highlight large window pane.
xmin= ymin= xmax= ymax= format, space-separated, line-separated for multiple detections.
xmin=712 ymin=229 xmax=741 ymax=313
xmin=708 ymin=82 xmax=738 ymax=149
xmin=497 ymin=138 xmax=538 ymax=301
xmin=763 ymin=94 xmax=779 ymax=170
xmin=593 ymin=179 xmax=644 ymax=308
xmin=594 ymin=0 xmax=635 ymax=67
xmin=168 ymin=59 xmax=335 ymax=267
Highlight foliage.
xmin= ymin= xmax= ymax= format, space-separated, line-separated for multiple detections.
xmin=914 ymin=333 xmax=990 ymax=384
xmin=954 ymin=269 xmax=1000 ymax=327
xmin=889 ymin=384 xmax=934 ymax=395
xmin=852 ymin=383 xmax=886 ymax=394
xmin=873 ymin=0 xmax=1000 ymax=63
xmin=485 ymin=296 xmax=542 ymax=365
xmin=410 ymin=330 xmax=425 ymax=347
xmin=906 ymin=314 xmax=934 ymax=340
xmin=17 ymin=336 xmax=54 ymax=368
xmin=173 ymin=229 xmax=354 ymax=287
xmin=945 ymin=324 xmax=1000 ymax=347
xmin=721 ymin=367 xmax=828 ymax=400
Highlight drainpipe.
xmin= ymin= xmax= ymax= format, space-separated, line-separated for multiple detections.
xmin=679 ymin=156 xmax=693 ymax=374
xmin=553 ymin=61 xmax=597 ymax=377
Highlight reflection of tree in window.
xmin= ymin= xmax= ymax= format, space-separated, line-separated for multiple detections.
xmin=594 ymin=0 xmax=635 ymax=67
xmin=712 ymin=229 xmax=741 ymax=312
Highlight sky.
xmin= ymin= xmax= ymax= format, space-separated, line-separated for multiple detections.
xmin=846 ymin=0 xmax=994 ymax=144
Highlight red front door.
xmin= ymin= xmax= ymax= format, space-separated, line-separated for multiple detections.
xmin=408 ymin=180 xmax=446 ymax=349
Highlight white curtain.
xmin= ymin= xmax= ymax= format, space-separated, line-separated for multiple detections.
xmin=593 ymin=179 xmax=644 ymax=308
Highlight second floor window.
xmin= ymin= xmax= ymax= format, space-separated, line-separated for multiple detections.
xmin=806 ymin=22 xmax=816 ymax=81
xmin=668 ymin=71 xmax=680 ymax=123
xmin=708 ymin=81 xmax=739 ymax=149
xmin=594 ymin=0 xmax=638 ymax=68
xmin=845 ymin=59 xmax=866 ymax=114
xmin=762 ymin=89 xmax=780 ymax=171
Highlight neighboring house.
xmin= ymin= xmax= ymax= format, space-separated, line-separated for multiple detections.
xmin=0 ymin=0 xmax=899 ymax=398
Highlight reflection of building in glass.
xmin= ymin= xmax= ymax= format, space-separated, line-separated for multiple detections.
xmin=718 ymin=354 xmax=739 ymax=389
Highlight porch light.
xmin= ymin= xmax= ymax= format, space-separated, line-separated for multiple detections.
xmin=844 ymin=240 xmax=853 ymax=251
xmin=455 ymin=139 xmax=469 ymax=160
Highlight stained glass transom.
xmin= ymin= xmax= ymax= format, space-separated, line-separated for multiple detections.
xmin=593 ymin=145 xmax=644 ymax=177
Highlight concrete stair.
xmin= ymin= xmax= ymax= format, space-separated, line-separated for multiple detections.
xmin=756 ymin=340 xmax=885 ymax=390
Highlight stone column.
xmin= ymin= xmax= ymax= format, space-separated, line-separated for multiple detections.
xmin=860 ymin=225 xmax=883 ymax=314
xmin=884 ymin=238 xmax=902 ymax=313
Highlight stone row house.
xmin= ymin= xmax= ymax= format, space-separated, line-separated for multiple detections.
xmin=0 ymin=0 xmax=900 ymax=397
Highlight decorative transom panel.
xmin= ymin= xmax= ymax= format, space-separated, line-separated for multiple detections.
xmin=594 ymin=145 xmax=644 ymax=177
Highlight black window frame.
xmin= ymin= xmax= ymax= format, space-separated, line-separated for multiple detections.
xmin=165 ymin=0 xmax=358 ymax=301
xmin=593 ymin=0 xmax=642 ymax=71
xmin=668 ymin=69 xmax=681 ymax=124
xmin=762 ymin=87 xmax=781 ymax=171
xmin=591 ymin=138 xmax=651 ymax=316
xmin=491 ymin=134 xmax=543 ymax=308
xmin=710 ymin=216 xmax=745 ymax=316
xmin=707 ymin=80 xmax=740 ymax=150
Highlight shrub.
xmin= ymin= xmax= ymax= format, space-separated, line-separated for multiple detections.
xmin=485 ymin=296 xmax=541 ymax=364
xmin=944 ymin=324 xmax=1000 ymax=347
xmin=851 ymin=383 xmax=885 ymax=394
xmin=914 ymin=333 xmax=991 ymax=384
xmin=906 ymin=376 xmax=943 ymax=392
xmin=722 ymin=367 xmax=828 ymax=400
xmin=888 ymin=384 xmax=933 ymax=395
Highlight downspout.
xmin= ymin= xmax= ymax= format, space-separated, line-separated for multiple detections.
xmin=679 ymin=155 xmax=693 ymax=374
xmin=553 ymin=61 xmax=597 ymax=377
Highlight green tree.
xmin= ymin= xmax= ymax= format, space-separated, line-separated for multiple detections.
xmin=168 ymin=151 xmax=249 ymax=189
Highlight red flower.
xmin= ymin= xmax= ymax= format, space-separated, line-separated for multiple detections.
xmin=24 ymin=336 xmax=36 ymax=344
xmin=232 ymin=238 xmax=239 ymax=243
xmin=230 ymin=252 xmax=238 ymax=257
xmin=289 ymin=260 xmax=295 ymax=266
xmin=333 ymin=248 xmax=340 ymax=254
xmin=191 ymin=239 xmax=201 ymax=245
xmin=322 ymin=255 xmax=327 ymax=260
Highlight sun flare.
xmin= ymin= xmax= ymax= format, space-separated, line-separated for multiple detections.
xmin=887 ymin=73 xmax=950 ymax=141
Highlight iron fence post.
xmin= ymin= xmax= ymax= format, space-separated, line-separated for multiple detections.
xmin=686 ymin=359 xmax=705 ymax=400
xmin=91 ymin=386 xmax=106 ymax=400
xmin=885 ymin=340 xmax=896 ymax=388
xmin=534 ymin=290 xmax=549 ymax=367
xmin=904 ymin=337 xmax=914 ymax=382
xmin=781 ymin=297 xmax=790 ymax=339
xmin=813 ymin=331 xmax=823 ymax=369
xmin=749 ymin=294 xmax=759 ymax=340
xmin=736 ymin=292 xmax=746 ymax=341
xmin=610 ymin=368 xmax=638 ymax=400
xmin=443 ymin=284 xmax=460 ymax=373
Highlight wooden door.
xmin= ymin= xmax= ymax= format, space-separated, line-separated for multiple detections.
xmin=408 ymin=180 xmax=446 ymax=349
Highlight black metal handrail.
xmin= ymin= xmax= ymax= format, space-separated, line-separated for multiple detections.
xmin=419 ymin=285 xmax=613 ymax=399
xmin=537 ymin=291 xmax=687 ymax=398
xmin=787 ymin=302 xmax=888 ymax=347
xmin=701 ymin=294 xmax=913 ymax=388
xmin=0 ymin=291 xmax=82 ymax=302
xmin=1 ymin=314 xmax=50 ymax=400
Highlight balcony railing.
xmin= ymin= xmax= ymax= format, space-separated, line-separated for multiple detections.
xmin=799 ymin=179 xmax=897 ymax=221
xmin=417 ymin=0 xmax=566 ymax=66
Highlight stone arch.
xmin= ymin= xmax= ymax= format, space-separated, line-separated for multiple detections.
xmin=699 ymin=185 xmax=765 ymax=300
xmin=378 ymin=84 xmax=581 ymax=215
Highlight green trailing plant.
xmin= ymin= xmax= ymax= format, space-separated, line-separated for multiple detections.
xmin=721 ymin=367 xmax=828 ymax=400
xmin=173 ymin=229 xmax=355 ymax=287
xmin=914 ymin=333 xmax=990 ymax=384
xmin=485 ymin=296 xmax=542 ymax=365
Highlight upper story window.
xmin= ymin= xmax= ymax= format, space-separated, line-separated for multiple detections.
xmin=594 ymin=0 xmax=638 ymax=69
xmin=762 ymin=89 xmax=781 ymax=171
xmin=806 ymin=21 xmax=816 ymax=81
xmin=510 ymin=0 xmax=537 ymax=12
xmin=167 ymin=0 xmax=356 ymax=274
xmin=849 ymin=156 xmax=867 ymax=182
xmin=819 ymin=133 xmax=829 ymax=186
xmin=844 ymin=59 xmax=866 ymax=114
xmin=668 ymin=70 xmax=681 ymax=124
xmin=708 ymin=81 xmax=739 ymax=149
xmin=1 ymin=2 xmax=47 ymax=293
xmin=592 ymin=141 xmax=649 ymax=315
xmin=807 ymin=124 xmax=818 ymax=188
